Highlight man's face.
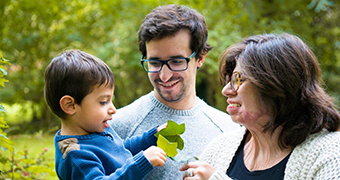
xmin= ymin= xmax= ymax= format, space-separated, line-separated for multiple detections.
xmin=145 ymin=29 xmax=203 ymax=104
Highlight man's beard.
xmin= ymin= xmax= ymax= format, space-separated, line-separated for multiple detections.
xmin=155 ymin=77 xmax=186 ymax=102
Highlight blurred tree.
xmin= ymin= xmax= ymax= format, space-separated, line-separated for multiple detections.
xmin=0 ymin=0 xmax=339 ymax=133
xmin=0 ymin=0 xmax=122 ymax=132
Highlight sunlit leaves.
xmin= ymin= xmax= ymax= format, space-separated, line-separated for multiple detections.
xmin=155 ymin=120 xmax=185 ymax=157
xmin=0 ymin=54 xmax=10 ymax=88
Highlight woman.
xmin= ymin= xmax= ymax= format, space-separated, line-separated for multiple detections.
xmin=180 ymin=33 xmax=340 ymax=179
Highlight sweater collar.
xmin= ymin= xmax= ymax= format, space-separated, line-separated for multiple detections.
xmin=54 ymin=128 xmax=113 ymax=142
xmin=149 ymin=91 xmax=204 ymax=116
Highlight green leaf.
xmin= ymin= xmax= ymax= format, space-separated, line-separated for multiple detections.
xmin=155 ymin=120 xmax=185 ymax=157
xmin=157 ymin=134 xmax=178 ymax=157
xmin=155 ymin=120 xmax=185 ymax=137
xmin=162 ymin=135 xmax=184 ymax=150
xmin=0 ymin=78 xmax=8 ymax=88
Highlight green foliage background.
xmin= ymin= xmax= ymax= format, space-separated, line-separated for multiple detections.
xmin=0 ymin=0 xmax=339 ymax=133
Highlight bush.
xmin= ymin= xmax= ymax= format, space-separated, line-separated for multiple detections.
xmin=0 ymin=53 xmax=56 ymax=179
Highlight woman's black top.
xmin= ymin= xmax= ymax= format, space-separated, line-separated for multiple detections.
xmin=226 ymin=137 xmax=291 ymax=180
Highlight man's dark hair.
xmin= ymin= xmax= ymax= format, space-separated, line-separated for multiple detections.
xmin=138 ymin=4 xmax=212 ymax=59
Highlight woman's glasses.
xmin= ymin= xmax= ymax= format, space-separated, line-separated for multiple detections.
xmin=227 ymin=71 xmax=242 ymax=92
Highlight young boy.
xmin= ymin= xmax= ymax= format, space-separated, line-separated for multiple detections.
xmin=44 ymin=49 xmax=167 ymax=180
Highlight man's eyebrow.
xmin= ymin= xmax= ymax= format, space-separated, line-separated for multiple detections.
xmin=147 ymin=55 xmax=186 ymax=60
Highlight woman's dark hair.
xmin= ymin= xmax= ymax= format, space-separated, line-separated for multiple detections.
xmin=138 ymin=4 xmax=212 ymax=59
xmin=219 ymin=33 xmax=340 ymax=148
xmin=44 ymin=49 xmax=114 ymax=119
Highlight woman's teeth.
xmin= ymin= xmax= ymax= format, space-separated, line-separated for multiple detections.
xmin=229 ymin=104 xmax=241 ymax=107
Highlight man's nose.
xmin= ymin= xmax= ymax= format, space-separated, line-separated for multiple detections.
xmin=159 ymin=64 xmax=173 ymax=82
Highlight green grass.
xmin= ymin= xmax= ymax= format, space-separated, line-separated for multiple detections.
xmin=9 ymin=133 xmax=55 ymax=160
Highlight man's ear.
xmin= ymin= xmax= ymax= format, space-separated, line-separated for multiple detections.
xmin=197 ymin=52 xmax=207 ymax=69
xmin=60 ymin=95 xmax=76 ymax=115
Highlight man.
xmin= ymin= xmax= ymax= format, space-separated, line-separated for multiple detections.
xmin=110 ymin=4 xmax=239 ymax=180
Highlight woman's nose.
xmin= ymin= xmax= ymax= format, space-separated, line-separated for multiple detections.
xmin=222 ymin=82 xmax=236 ymax=97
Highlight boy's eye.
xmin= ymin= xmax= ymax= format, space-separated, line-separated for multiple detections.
xmin=100 ymin=101 xmax=108 ymax=105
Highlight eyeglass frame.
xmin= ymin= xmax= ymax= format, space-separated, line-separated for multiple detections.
xmin=226 ymin=71 xmax=242 ymax=92
xmin=140 ymin=52 xmax=196 ymax=73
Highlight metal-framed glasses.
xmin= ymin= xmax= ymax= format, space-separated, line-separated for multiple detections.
xmin=140 ymin=52 xmax=196 ymax=73
xmin=227 ymin=71 xmax=242 ymax=92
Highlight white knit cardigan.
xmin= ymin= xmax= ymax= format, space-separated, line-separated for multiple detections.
xmin=200 ymin=127 xmax=340 ymax=180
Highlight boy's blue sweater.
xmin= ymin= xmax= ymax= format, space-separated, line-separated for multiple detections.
xmin=54 ymin=126 xmax=158 ymax=180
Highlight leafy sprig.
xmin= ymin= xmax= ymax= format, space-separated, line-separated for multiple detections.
xmin=154 ymin=120 xmax=185 ymax=157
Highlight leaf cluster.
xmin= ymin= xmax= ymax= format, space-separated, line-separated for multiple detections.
xmin=0 ymin=147 xmax=56 ymax=179
xmin=154 ymin=120 xmax=185 ymax=157
xmin=0 ymin=53 xmax=10 ymax=89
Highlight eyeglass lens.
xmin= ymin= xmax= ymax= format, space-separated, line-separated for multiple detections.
xmin=230 ymin=72 xmax=241 ymax=92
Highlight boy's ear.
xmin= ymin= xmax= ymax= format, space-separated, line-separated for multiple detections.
xmin=60 ymin=95 xmax=76 ymax=115
xmin=197 ymin=52 xmax=206 ymax=68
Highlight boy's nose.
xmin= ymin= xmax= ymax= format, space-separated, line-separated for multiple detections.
xmin=108 ymin=103 xmax=116 ymax=115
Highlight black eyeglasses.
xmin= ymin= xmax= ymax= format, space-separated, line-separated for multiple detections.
xmin=140 ymin=52 xmax=196 ymax=73
xmin=226 ymin=71 xmax=242 ymax=92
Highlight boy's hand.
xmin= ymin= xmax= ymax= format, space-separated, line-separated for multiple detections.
xmin=144 ymin=146 xmax=167 ymax=167
xmin=156 ymin=123 xmax=167 ymax=132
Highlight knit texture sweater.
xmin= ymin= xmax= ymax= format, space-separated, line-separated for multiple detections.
xmin=110 ymin=92 xmax=240 ymax=180
xmin=54 ymin=127 xmax=158 ymax=180
xmin=200 ymin=127 xmax=340 ymax=180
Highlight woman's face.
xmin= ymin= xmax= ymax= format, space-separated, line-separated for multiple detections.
xmin=222 ymin=65 xmax=271 ymax=130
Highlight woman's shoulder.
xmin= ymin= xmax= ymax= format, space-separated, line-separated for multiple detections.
xmin=200 ymin=128 xmax=246 ymax=158
xmin=286 ymin=130 xmax=340 ymax=179
xmin=300 ymin=130 xmax=340 ymax=150
xmin=289 ymin=130 xmax=340 ymax=165
xmin=203 ymin=127 xmax=245 ymax=148
xmin=199 ymin=127 xmax=246 ymax=172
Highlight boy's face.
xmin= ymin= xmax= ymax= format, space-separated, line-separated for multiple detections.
xmin=145 ymin=29 xmax=203 ymax=105
xmin=72 ymin=84 xmax=116 ymax=135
